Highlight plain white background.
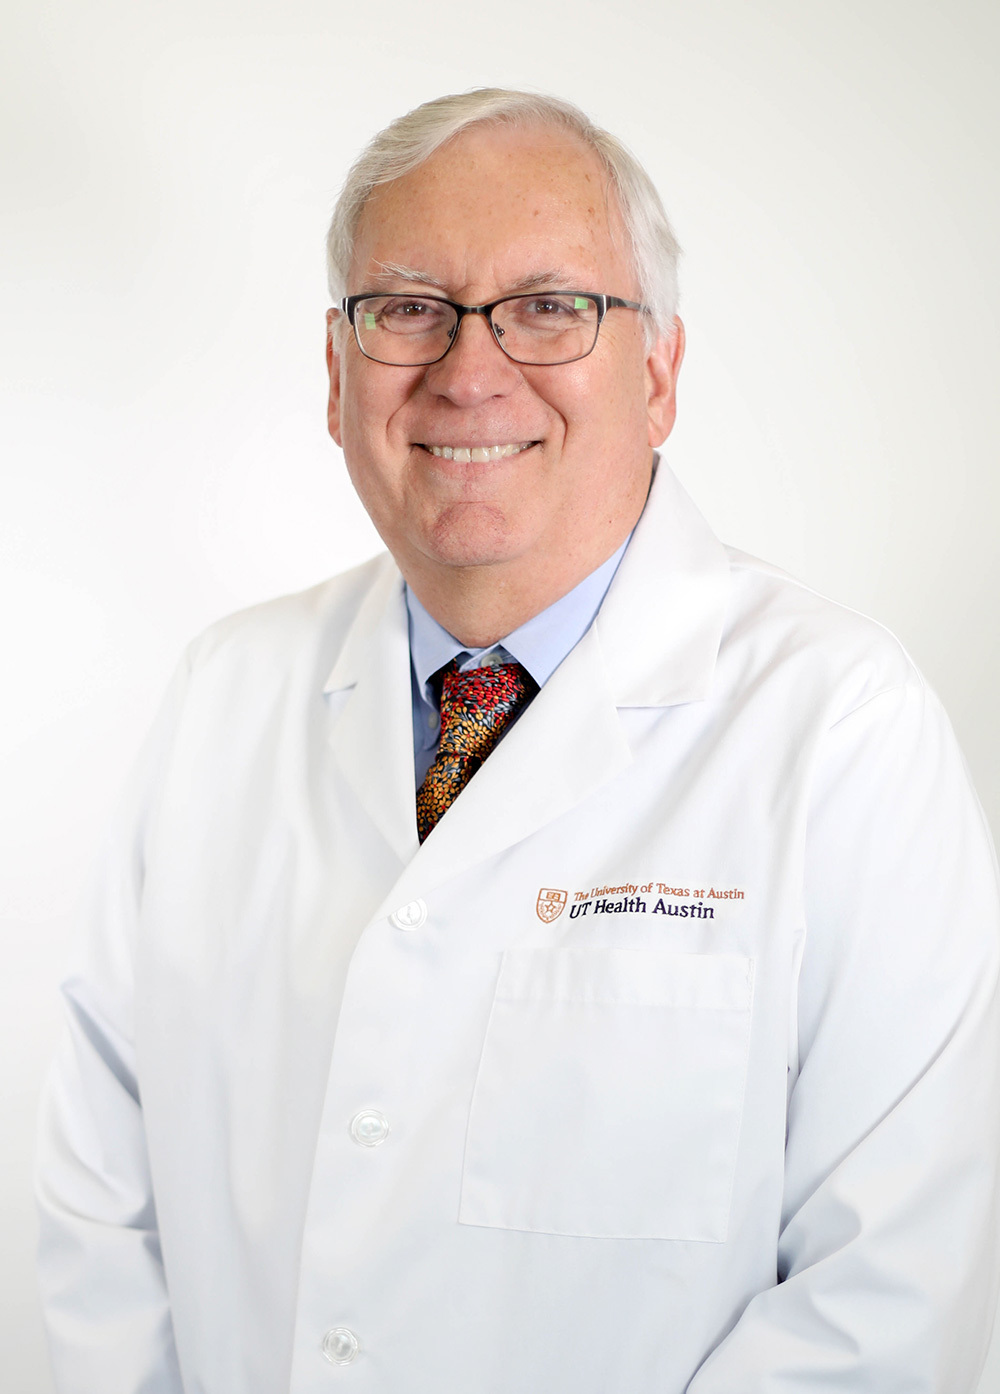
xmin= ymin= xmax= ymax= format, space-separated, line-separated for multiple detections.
xmin=3 ymin=0 xmax=998 ymax=1387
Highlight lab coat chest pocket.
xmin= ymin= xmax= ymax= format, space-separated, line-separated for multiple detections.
xmin=459 ymin=948 xmax=754 ymax=1241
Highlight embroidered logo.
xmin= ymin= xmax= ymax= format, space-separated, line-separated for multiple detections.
xmin=536 ymin=888 xmax=568 ymax=923
xmin=564 ymin=879 xmax=746 ymax=920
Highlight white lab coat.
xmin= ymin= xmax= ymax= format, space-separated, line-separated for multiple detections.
xmin=37 ymin=465 xmax=1000 ymax=1393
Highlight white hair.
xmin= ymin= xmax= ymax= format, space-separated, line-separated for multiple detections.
xmin=326 ymin=88 xmax=681 ymax=343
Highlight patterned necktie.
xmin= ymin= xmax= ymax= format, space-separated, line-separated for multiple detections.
xmin=416 ymin=661 xmax=538 ymax=842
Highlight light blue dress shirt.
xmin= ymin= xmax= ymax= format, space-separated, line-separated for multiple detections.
xmin=406 ymin=538 xmax=629 ymax=786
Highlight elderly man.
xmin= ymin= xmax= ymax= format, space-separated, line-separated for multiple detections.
xmin=38 ymin=90 xmax=1000 ymax=1393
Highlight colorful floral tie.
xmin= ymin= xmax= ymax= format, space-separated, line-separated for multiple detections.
xmin=416 ymin=661 xmax=538 ymax=842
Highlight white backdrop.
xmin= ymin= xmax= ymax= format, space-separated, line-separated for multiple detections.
xmin=3 ymin=0 xmax=998 ymax=1388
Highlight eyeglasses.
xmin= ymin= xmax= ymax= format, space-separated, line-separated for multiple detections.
xmin=339 ymin=291 xmax=647 ymax=367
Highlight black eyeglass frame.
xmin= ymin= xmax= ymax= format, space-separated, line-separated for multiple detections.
xmin=339 ymin=291 xmax=648 ymax=366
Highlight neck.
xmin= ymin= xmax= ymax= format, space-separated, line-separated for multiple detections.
xmin=404 ymin=529 xmax=632 ymax=649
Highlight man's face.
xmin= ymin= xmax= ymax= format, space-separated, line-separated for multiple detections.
xmin=327 ymin=122 xmax=682 ymax=615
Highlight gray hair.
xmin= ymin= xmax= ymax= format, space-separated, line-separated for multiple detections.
xmin=326 ymin=88 xmax=680 ymax=343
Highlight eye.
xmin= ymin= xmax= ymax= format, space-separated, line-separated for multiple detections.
xmin=522 ymin=295 xmax=576 ymax=317
xmin=369 ymin=297 xmax=452 ymax=335
xmin=384 ymin=297 xmax=439 ymax=320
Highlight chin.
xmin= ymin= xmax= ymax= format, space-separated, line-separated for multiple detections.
xmin=422 ymin=503 xmax=527 ymax=570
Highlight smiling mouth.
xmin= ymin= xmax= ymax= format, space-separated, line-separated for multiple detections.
xmin=419 ymin=442 xmax=537 ymax=463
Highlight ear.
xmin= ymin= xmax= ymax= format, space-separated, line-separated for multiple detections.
xmin=645 ymin=316 xmax=685 ymax=447
xmin=326 ymin=308 xmax=343 ymax=446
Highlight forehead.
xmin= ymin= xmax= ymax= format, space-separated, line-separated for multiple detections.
xmin=349 ymin=123 xmax=635 ymax=297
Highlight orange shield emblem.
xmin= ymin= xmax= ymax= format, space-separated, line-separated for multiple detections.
xmin=536 ymin=888 xmax=568 ymax=923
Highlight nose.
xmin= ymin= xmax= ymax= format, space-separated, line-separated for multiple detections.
xmin=423 ymin=309 xmax=521 ymax=406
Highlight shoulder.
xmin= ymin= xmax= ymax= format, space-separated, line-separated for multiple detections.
xmin=182 ymin=552 xmax=399 ymax=686
xmin=720 ymin=545 xmax=924 ymax=723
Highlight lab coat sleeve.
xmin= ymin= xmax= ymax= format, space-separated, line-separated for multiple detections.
xmin=687 ymin=674 xmax=1000 ymax=1393
xmin=36 ymin=657 xmax=193 ymax=1394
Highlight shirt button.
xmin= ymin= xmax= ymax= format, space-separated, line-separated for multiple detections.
xmin=389 ymin=899 xmax=427 ymax=930
xmin=322 ymin=1327 xmax=360 ymax=1364
xmin=350 ymin=1110 xmax=390 ymax=1147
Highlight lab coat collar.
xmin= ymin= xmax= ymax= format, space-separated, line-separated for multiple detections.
xmin=597 ymin=460 xmax=729 ymax=708
xmin=320 ymin=461 xmax=730 ymax=892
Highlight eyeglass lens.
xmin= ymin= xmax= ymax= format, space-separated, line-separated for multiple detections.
xmin=353 ymin=294 xmax=601 ymax=365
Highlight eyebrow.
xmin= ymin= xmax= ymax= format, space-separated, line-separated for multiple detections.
xmin=366 ymin=263 xmax=576 ymax=299
xmin=370 ymin=262 xmax=449 ymax=291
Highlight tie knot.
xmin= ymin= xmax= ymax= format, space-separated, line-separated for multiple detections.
xmin=438 ymin=662 xmax=535 ymax=758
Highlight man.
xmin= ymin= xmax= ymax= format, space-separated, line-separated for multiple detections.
xmin=38 ymin=89 xmax=1000 ymax=1393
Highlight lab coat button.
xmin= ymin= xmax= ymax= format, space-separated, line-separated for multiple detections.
xmin=389 ymin=899 xmax=427 ymax=930
xmin=350 ymin=1110 xmax=389 ymax=1146
xmin=322 ymin=1327 xmax=360 ymax=1364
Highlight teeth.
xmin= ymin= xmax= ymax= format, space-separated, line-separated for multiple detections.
xmin=425 ymin=442 xmax=533 ymax=462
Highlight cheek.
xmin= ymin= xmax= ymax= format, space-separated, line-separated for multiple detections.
xmin=549 ymin=335 xmax=648 ymax=436
xmin=340 ymin=362 xmax=420 ymax=448
xmin=338 ymin=383 xmax=424 ymax=517
xmin=341 ymin=383 xmax=383 ymax=446
xmin=530 ymin=364 xmax=602 ymax=437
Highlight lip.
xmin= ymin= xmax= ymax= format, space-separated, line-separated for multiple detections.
xmin=417 ymin=441 xmax=538 ymax=463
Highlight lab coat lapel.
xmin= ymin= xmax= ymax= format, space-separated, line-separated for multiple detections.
xmin=380 ymin=463 xmax=731 ymax=909
xmin=322 ymin=558 xmax=419 ymax=867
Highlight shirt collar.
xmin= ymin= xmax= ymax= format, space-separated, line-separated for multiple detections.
xmin=406 ymin=536 xmax=629 ymax=706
